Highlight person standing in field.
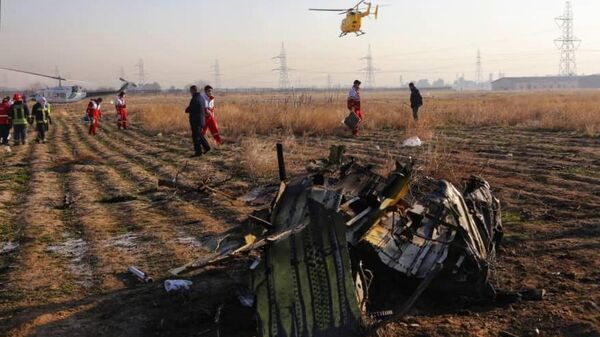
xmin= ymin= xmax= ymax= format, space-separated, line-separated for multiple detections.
xmin=0 ymin=96 xmax=11 ymax=145
xmin=409 ymin=82 xmax=423 ymax=121
xmin=201 ymin=85 xmax=223 ymax=145
xmin=31 ymin=97 xmax=52 ymax=143
xmin=8 ymin=93 xmax=30 ymax=146
xmin=87 ymin=98 xmax=103 ymax=135
xmin=115 ymin=91 xmax=129 ymax=130
xmin=185 ymin=85 xmax=211 ymax=157
xmin=347 ymin=80 xmax=363 ymax=136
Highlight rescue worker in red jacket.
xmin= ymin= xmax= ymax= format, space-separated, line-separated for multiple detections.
xmin=347 ymin=80 xmax=363 ymax=136
xmin=9 ymin=93 xmax=30 ymax=146
xmin=115 ymin=91 xmax=128 ymax=130
xmin=87 ymin=98 xmax=103 ymax=135
xmin=201 ymin=85 xmax=223 ymax=145
xmin=0 ymin=96 xmax=11 ymax=145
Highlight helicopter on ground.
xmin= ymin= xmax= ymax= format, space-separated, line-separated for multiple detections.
xmin=309 ymin=0 xmax=379 ymax=37
xmin=0 ymin=67 xmax=137 ymax=104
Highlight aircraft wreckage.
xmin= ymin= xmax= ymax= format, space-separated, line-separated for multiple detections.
xmin=169 ymin=145 xmax=503 ymax=337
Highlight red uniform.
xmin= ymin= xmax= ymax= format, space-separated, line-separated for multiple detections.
xmin=0 ymin=100 xmax=11 ymax=145
xmin=201 ymin=94 xmax=223 ymax=145
xmin=347 ymin=87 xmax=363 ymax=136
xmin=87 ymin=100 xmax=102 ymax=135
xmin=0 ymin=101 xmax=10 ymax=125
xmin=115 ymin=95 xmax=128 ymax=129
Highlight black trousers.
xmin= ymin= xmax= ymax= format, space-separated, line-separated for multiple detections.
xmin=36 ymin=123 xmax=47 ymax=141
xmin=0 ymin=125 xmax=9 ymax=144
xmin=412 ymin=106 xmax=420 ymax=121
xmin=13 ymin=125 xmax=26 ymax=145
xmin=189 ymin=118 xmax=210 ymax=155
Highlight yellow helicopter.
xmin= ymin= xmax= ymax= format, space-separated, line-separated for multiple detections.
xmin=310 ymin=1 xmax=379 ymax=37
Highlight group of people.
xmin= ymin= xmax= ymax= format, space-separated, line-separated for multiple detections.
xmin=181 ymin=81 xmax=421 ymax=157
xmin=0 ymin=94 xmax=52 ymax=145
xmin=85 ymin=91 xmax=129 ymax=136
xmin=346 ymin=80 xmax=423 ymax=136
xmin=185 ymin=85 xmax=223 ymax=157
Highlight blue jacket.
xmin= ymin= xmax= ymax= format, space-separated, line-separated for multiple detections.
xmin=185 ymin=93 xmax=206 ymax=126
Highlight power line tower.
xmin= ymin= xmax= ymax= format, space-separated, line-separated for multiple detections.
xmin=555 ymin=1 xmax=581 ymax=76
xmin=272 ymin=42 xmax=291 ymax=89
xmin=476 ymin=49 xmax=483 ymax=86
xmin=211 ymin=60 xmax=222 ymax=88
xmin=360 ymin=44 xmax=378 ymax=88
xmin=135 ymin=58 xmax=146 ymax=85
xmin=326 ymin=74 xmax=332 ymax=89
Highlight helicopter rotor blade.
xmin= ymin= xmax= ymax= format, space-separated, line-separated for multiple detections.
xmin=309 ymin=8 xmax=349 ymax=12
xmin=0 ymin=67 xmax=67 ymax=81
xmin=0 ymin=67 xmax=93 ymax=85
xmin=352 ymin=0 xmax=366 ymax=9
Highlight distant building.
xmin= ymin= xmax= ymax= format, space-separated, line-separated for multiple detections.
xmin=492 ymin=75 xmax=600 ymax=91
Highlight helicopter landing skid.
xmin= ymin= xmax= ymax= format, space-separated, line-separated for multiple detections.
xmin=339 ymin=30 xmax=366 ymax=37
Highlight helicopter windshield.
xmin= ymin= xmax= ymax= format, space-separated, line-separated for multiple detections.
xmin=72 ymin=85 xmax=82 ymax=92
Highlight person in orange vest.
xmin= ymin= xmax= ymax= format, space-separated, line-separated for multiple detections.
xmin=87 ymin=98 xmax=103 ymax=135
xmin=9 ymin=93 xmax=30 ymax=146
xmin=115 ymin=91 xmax=129 ymax=130
xmin=347 ymin=80 xmax=363 ymax=136
xmin=201 ymin=85 xmax=223 ymax=145
xmin=0 ymin=96 xmax=11 ymax=145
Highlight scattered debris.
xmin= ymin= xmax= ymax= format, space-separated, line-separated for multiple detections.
xmin=164 ymin=279 xmax=193 ymax=292
xmin=0 ymin=241 xmax=19 ymax=254
xmin=170 ymin=145 xmax=504 ymax=336
xmin=3 ymin=146 xmax=11 ymax=154
xmin=240 ymin=185 xmax=279 ymax=205
xmin=128 ymin=266 xmax=153 ymax=283
xmin=401 ymin=136 xmax=423 ymax=147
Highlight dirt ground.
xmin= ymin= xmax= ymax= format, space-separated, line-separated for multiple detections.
xmin=0 ymin=103 xmax=598 ymax=337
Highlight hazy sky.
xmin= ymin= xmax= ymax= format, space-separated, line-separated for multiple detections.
xmin=1 ymin=0 xmax=600 ymax=89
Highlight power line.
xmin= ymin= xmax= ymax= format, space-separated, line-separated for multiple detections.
xmin=211 ymin=60 xmax=222 ymax=88
xmin=360 ymin=44 xmax=378 ymax=88
xmin=555 ymin=1 xmax=581 ymax=76
xmin=272 ymin=42 xmax=291 ymax=89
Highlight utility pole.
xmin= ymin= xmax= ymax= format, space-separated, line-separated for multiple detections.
xmin=326 ymin=74 xmax=332 ymax=89
xmin=360 ymin=44 xmax=377 ymax=88
xmin=135 ymin=58 xmax=146 ymax=85
xmin=212 ymin=60 xmax=222 ymax=88
xmin=555 ymin=1 xmax=580 ymax=76
xmin=476 ymin=49 xmax=482 ymax=87
xmin=272 ymin=42 xmax=291 ymax=90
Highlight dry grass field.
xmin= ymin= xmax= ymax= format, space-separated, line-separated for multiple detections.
xmin=0 ymin=90 xmax=598 ymax=337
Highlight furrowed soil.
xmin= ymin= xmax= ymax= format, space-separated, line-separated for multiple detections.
xmin=0 ymin=102 xmax=598 ymax=337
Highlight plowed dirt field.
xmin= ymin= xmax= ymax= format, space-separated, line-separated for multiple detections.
xmin=0 ymin=102 xmax=598 ymax=337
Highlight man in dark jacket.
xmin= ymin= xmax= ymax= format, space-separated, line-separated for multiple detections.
xmin=409 ymin=83 xmax=423 ymax=121
xmin=185 ymin=85 xmax=211 ymax=157
xmin=31 ymin=97 xmax=52 ymax=143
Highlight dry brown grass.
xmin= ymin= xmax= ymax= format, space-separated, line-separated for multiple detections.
xmin=127 ymin=90 xmax=600 ymax=138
